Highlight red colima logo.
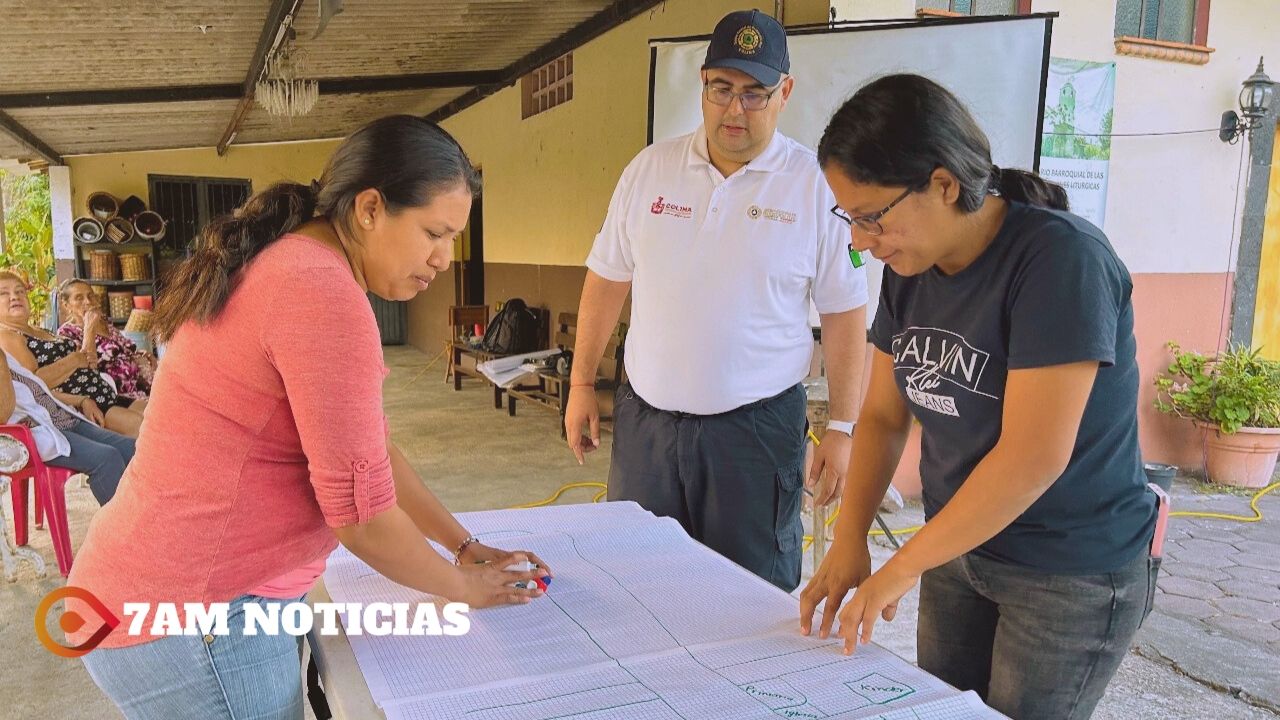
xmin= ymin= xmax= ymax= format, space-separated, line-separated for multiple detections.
xmin=36 ymin=587 xmax=120 ymax=657
xmin=649 ymin=196 xmax=693 ymax=219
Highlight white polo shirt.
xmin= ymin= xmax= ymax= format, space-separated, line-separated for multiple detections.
xmin=587 ymin=125 xmax=868 ymax=414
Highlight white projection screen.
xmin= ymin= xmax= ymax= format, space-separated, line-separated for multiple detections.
xmin=648 ymin=15 xmax=1054 ymax=325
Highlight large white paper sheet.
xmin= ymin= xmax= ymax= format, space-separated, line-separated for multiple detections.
xmin=322 ymin=502 xmax=1001 ymax=719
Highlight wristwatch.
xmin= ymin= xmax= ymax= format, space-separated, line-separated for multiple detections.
xmin=825 ymin=420 xmax=854 ymax=436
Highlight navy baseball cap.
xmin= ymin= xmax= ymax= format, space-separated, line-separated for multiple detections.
xmin=701 ymin=10 xmax=790 ymax=87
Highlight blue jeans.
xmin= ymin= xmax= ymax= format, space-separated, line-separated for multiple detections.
xmin=48 ymin=419 xmax=135 ymax=505
xmin=82 ymin=594 xmax=306 ymax=720
xmin=917 ymin=550 xmax=1157 ymax=720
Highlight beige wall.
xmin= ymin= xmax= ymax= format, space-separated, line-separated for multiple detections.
xmin=408 ymin=0 xmax=805 ymax=352
xmin=437 ymin=0 xmax=764 ymax=268
xmin=64 ymin=140 xmax=341 ymax=228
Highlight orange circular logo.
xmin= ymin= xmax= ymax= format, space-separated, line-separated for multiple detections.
xmin=35 ymin=587 xmax=120 ymax=658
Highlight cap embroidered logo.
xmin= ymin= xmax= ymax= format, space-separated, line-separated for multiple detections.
xmin=734 ymin=26 xmax=763 ymax=55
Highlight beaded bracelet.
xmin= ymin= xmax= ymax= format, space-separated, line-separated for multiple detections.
xmin=453 ymin=535 xmax=480 ymax=565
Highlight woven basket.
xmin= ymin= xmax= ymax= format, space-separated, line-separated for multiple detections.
xmin=108 ymin=291 xmax=135 ymax=320
xmin=87 ymin=192 xmax=119 ymax=222
xmin=125 ymin=309 xmax=153 ymax=334
xmin=105 ymin=218 xmax=135 ymax=244
xmin=90 ymin=284 xmax=108 ymax=313
xmin=89 ymin=250 xmax=120 ymax=280
xmin=119 ymin=253 xmax=150 ymax=281
xmin=133 ymin=211 xmax=166 ymax=241
xmin=73 ymin=217 xmax=105 ymax=243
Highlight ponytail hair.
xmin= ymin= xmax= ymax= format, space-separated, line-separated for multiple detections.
xmin=991 ymin=165 xmax=1069 ymax=211
xmin=818 ymin=74 xmax=1067 ymax=213
xmin=152 ymin=115 xmax=479 ymax=342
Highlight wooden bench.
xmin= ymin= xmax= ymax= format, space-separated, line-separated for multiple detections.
xmin=449 ymin=304 xmax=550 ymax=409
xmin=505 ymin=312 xmax=626 ymax=437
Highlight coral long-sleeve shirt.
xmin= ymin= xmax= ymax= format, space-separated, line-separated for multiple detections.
xmin=67 ymin=234 xmax=396 ymax=648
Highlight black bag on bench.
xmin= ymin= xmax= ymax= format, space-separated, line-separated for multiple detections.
xmin=479 ymin=298 xmax=541 ymax=355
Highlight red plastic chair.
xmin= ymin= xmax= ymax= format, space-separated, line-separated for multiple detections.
xmin=2 ymin=424 xmax=76 ymax=576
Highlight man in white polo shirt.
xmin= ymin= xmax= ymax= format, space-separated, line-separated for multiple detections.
xmin=565 ymin=9 xmax=867 ymax=591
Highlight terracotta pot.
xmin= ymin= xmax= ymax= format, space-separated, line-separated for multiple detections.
xmin=1196 ymin=422 xmax=1280 ymax=489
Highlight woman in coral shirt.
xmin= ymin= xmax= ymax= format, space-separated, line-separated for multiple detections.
xmin=69 ymin=115 xmax=549 ymax=719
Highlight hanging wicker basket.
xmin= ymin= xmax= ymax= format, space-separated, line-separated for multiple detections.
xmin=89 ymin=250 xmax=120 ymax=280
xmin=73 ymin=217 xmax=105 ymax=243
xmin=133 ymin=211 xmax=166 ymax=241
xmin=118 ymin=195 xmax=146 ymax=221
xmin=105 ymin=217 xmax=135 ymax=244
xmin=87 ymin=192 xmax=119 ymax=222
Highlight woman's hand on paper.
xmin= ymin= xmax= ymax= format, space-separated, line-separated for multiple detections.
xmin=837 ymin=559 xmax=919 ymax=655
xmin=456 ymin=552 xmax=545 ymax=608
xmin=799 ymin=540 xmax=871 ymax=640
xmin=460 ymin=542 xmax=554 ymax=580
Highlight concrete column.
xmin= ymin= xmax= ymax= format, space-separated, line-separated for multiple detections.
xmin=48 ymin=165 xmax=75 ymax=282
xmin=1230 ymin=109 xmax=1278 ymax=349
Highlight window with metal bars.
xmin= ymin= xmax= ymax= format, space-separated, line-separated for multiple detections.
xmin=916 ymin=0 xmax=1031 ymax=15
xmin=148 ymin=175 xmax=252 ymax=258
xmin=521 ymin=53 xmax=573 ymax=119
xmin=1114 ymin=0 xmax=1207 ymax=45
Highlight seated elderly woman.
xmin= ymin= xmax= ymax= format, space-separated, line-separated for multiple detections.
xmin=0 ymin=272 xmax=145 ymax=438
xmin=56 ymin=279 xmax=155 ymax=405
xmin=1 ymin=350 xmax=135 ymax=505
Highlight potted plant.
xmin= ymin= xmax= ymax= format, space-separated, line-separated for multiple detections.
xmin=1154 ymin=343 xmax=1280 ymax=488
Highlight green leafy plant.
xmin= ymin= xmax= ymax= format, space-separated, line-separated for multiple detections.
xmin=1154 ymin=342 xmax=1280 ymax=434
xmin=0 ymin=170 xmax=55 ymax=322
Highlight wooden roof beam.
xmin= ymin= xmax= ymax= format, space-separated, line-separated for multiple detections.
xmin=0 ymin=72 xmax=505 ymax=110
xmin=0 ymin=110 xmax=63 ymax=166
xmin=217 ymin=0 xmax=304 ymax=156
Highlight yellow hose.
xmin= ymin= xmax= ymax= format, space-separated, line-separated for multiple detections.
xmin=1169 ymin=480 xmax=1277 ymax=522
xmin=511 ymin=482 xmax=608 ymax=509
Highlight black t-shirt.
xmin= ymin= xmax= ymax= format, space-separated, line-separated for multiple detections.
xmin=869 ymin=201 xmax=1156 ymax=574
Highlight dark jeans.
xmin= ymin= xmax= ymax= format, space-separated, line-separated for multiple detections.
xmin=608 ymin=383 xmax=807 ymax=591
xmin=48 ymin=420 xmax=135 ymax=505
xmin=917 ymin=550 xmax=1158 ymax=720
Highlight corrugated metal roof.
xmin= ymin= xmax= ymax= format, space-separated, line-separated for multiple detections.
xmin=0 ymin=132 xmax=34 ymax=164
xmin=0 ymin=0 xmax=626 ymax=162
xmin=0 ymin=1 xmax=267 ymax=92
xmin=294 ymin=1 xmax=609 ymax=76
xmin=6 ymin=101 xmax=238 ymax=155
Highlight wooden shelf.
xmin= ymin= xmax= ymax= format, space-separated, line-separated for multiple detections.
xmin=76 ymin=240 xmax=154 ymax=250
xmin=83 ymin=279 xmax=154 ymax=287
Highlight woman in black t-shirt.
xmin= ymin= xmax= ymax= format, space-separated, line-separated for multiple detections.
xmin=798 ymin=75 xmax=1157 ymax=720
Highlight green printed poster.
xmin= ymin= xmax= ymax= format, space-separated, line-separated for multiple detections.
xmin=1040 ymin=58 xmax=1116 ymax=228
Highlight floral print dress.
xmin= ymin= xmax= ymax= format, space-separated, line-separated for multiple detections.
xmin=22 ymin=332 xmax=119 ymax=408
xmin=58 ymin=322 xmax=150 ymax=401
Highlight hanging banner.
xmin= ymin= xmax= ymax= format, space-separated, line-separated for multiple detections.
xmin=1039 ymin=58 xmax=1116 ymax=229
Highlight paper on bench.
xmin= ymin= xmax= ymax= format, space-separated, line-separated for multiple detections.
xmin=322 ymin=502 xmax=1001 ymax=720
xmin=476 ymin=349 xmax=559 ymax=388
